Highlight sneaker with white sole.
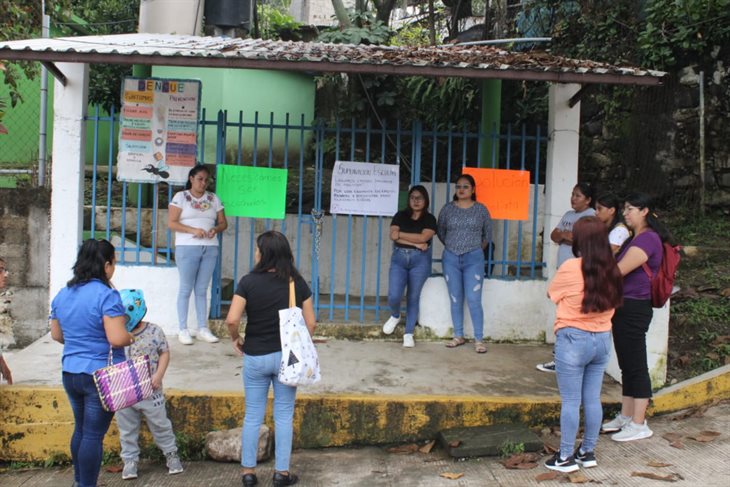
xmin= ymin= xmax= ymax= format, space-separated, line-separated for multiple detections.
xmin=166 ymin=452 xmax=184 ymax=475
xmin=122 ymin=461 xmax=138 ymax=480
xmin=403 ymin=334 xmax=415 ymax=348
xmin=178 ymin=330 xmax=193 ymax=345
xmin=544 ymin=452 xmax=579 ymax=473
xmin=573 ymin=444 xmax=597 ymax=468
xmin=197 ymin=328 xmax=219 ymax=343
xmin=611 ymin=420 xmax=653 ymax=442
xmin=601 ymin=413 xmax=631 ymax=433
xmin=382 ymin=315 xmax=401 ymax=335
xmin=536 ymin=361 xmax=556 ymax=373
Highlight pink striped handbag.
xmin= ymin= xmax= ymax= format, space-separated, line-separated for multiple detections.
xmin=93 ymin=351 xmax=154 ymax=412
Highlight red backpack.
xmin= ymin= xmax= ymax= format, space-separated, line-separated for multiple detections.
xmin=642 ymin=242 xmax=682 ymax=308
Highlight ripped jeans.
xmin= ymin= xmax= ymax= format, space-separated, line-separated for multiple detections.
xmin=442 ymin=248 xmax=485 ymax=340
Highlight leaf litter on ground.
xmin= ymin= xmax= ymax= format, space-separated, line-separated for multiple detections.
xmin=500 ymin=452 xmax=541 ymax=470
xmin=631 ymin=471 xmax=683 ymax=482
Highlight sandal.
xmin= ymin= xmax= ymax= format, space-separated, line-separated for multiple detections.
xmin=474 ymin=342 xmax=488 ymax=354
xmin=445 ymin=337 xmax=466 ymax=348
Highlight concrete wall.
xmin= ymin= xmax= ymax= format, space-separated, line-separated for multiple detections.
xmin=0 ymin=188 xmax=51 ymax=348
xmin=289 ymin=0 xmax=357 ymax=26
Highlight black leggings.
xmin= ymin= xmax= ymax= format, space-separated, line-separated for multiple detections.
xmin=612 ymin=298 xmax=654 ymax=399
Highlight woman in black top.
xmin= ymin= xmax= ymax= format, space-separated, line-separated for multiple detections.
xmin=225 ymin=231 xmax=316 ymax=487
xmin=382 ymin=185 xmax=437 ymax=348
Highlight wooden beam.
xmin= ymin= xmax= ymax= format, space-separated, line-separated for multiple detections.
xmin=41 ymin=61 xmax=67 ymax=86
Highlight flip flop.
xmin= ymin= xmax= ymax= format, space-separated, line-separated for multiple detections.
xmin=474 ymin=342 xmax=488 ymax=354
xmin=445 ymin=337 xmax=466 ymax=348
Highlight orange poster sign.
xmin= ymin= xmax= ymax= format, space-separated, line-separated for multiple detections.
xmin=462 ymin=167 xmax=530 ymax=221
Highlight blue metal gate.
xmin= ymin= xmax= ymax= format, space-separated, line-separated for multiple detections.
xmin=85 ymin=108 xmax=547 ymax=324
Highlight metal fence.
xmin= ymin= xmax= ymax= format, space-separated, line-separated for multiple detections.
xmin=85 ymin=108 xmax=548 ymax=323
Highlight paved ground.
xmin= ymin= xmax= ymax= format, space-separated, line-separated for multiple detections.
xmin=4 ymin=334 xmax=621 ymax=398
xmin=2 ymin=401 xmax=728 ymax=486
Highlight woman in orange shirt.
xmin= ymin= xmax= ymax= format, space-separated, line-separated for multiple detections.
xmin=544 ymin=217 xmax=623 ymax=473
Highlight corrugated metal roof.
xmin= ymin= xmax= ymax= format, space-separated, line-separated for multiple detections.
xmin=0 ymin=33 xmax=666 ymax=85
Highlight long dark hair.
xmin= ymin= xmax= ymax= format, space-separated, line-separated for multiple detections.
xmin=67 ymin=239 xmax=116 ymax=287
xmin=575 ymin=182 xmax=595 ymax=209
xmin=185 ymin=165 xmax=210 ymax=191
xmin=452 ymin=174 xmax=477 ymax=201
xmin=252 ymin=231 xmax=303 ymax=282
xmin=624 ymin=192 xmax=674 ymax=244
xmin=404 ymin=185 xmax=431 ymax=219
xmin=572 ymin=217 xmax=623 ymax=313
xmin=596 ymin=192 xmax=625 ymax=232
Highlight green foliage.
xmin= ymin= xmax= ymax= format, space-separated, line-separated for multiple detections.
xmin=499 ymin=440 xmax=525 ymax=457
xmin=318 ymin=11 xmax=392 ymax=45
xmin=390 ymin=20 xmax=437 ymax=47
xmin=258 ymin=4 xmax=302 ymax=41
xmin=639 ymin=0 xmax=730 ymax=69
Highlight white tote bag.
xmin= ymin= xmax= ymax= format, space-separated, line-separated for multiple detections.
xmin=278 ymin=280 xmax=321 ymax=387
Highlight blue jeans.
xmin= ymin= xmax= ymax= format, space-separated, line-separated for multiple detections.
xmin=241 ymin=352 xmax=297 ymax=472
xmin=62 ymin=372 xmax=115 ymax=487
xmin=175 ymin=245 xmax=219 ymax=331
xmin=388 ymin=246 xmax=432 ymax=334
xmin=554 ymin=328 xmax=611 ymax=458
xmin=442 ymin=248 xmax=485 ymax=340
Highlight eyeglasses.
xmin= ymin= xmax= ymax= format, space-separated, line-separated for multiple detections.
xmin=455 ymin=185 xmax=471 ymax=190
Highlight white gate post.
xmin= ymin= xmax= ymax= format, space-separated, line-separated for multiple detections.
xmin=49 ymin=63 xmax=89 ymax=301
xmin=543 ymin=83 xmax=581 ymax=343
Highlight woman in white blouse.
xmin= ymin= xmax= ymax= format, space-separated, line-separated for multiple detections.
xmin=168 ymin=165 xmax=228 ymax=345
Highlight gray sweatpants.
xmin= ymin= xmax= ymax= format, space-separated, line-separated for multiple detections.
xmin=116 ymin=390 xmax=178 ymax=462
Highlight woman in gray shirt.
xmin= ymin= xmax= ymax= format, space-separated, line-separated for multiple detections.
xmin=437 ymin=174 xmax=493 ymax=353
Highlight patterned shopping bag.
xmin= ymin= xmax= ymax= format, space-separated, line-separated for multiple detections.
xmin=278 ymin=281 xmax=321 ymax=387
xmin=93 ymin=352 xmax=154 ymax=412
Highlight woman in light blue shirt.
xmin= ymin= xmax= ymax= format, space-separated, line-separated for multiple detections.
xmin=50 ymin=239 xmax=132 ymax=487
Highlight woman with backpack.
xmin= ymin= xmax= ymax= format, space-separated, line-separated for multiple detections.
xmin=601 ymin=192 xmax=673 ymax=442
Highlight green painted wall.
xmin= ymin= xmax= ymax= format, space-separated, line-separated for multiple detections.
xmin=152 ymin=67 xmax=316 ymax=164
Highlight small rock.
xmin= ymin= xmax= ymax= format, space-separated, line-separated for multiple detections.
xmin=205 ymin=425 xmax=271 ymax=463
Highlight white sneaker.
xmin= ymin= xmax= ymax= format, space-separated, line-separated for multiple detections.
xmin=601 ymin=413 xmax=631 ymax=433
xmin=403 ymin=334 xmax=415 ymax=348
xmin=536 ymin=361 xmax=556 ymax=373
xmin=611 ymin=420 xmax=653 ymax=442
xmin=382 ymin=315 xmax=401 ymax=335
xmin=178 ymin=329 xmax=193 ymax=345
xmin=122 ymin=460 xmax=138 ymax=480
xmin=197 ymin=328 xmax=219 ymax=343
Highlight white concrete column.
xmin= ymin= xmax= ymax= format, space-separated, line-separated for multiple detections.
xmin=139 ymin=0 xmax=205 ymax=35
xmin=542 ymin=83 xmax=581 ymax=343
xmin=49 ymin=63 xmax=89 ymax=301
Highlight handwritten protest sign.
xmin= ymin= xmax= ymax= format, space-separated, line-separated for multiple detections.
xmin=462 ymin=167 xmax=530 ymax=220
xmin=216 ymin=165 xmax=287 ymax=219
xmin=330 ymin=161 xmax=399 ymax=216
xmin=117 ymin=77 xmax=201 ymax=184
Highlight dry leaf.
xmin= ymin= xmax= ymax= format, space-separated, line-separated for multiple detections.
xmin=105 ymin=465 xmax=123 ymax=473
xmin=501 ymin=453 xmax=541 ymax=470
xmin=662 ymin=432 xmax=682 ymax=443
xmin=647 ymin=461 xmax=673 ymax=468
xmin=568 ymin=471 xmax=590 ymax=483
xmin=543 ymin=442 xmax=559 ymax=454
xmin=448 ymin=440 xmax=461 ymax=448
xmin=631 ymin=471 xmax=681 ymax=482
xmin=535 ymin=471 xmax=561 ymax=482
xmin=419 ymin=440 xmax=436 ymax=454
xmin=670 ymin=440 xmax=684 ymax=449
xmin=386 ymin=443 xmax=419 ymax=454
xmin=439 ymin=472 xmax=464 ymax=480
xmin=689 ymin=430 xmax=721 ymax=442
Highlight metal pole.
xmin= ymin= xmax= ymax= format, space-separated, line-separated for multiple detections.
xmin=699 ymin=71 xmax=705 ymax=215
xmin=38 ymin=1 xmax=50 ymax=187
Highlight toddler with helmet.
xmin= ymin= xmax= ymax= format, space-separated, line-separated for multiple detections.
xmin=117 ymin=289 xmax=184 ymax=480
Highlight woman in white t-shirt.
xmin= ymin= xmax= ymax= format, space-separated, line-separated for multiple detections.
xmin=595 ymin=193 xmax=631 ymax=254
xmin=168 ymin=165 xmax=228 ymax=345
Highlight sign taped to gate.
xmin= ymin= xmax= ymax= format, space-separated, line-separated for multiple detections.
xmin=117 ymin=77 xmax=201 ymax=185
xmin=330 ymin=161 xmax=399 ymax=216
xmin=216 ymin=164 xmax=288 ymax=219
xmin=462 ymin=167 xmax=530 ymax=221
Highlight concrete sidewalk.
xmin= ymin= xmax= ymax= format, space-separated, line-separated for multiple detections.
xmin=2 ymin=401 xmax=729 ymax=486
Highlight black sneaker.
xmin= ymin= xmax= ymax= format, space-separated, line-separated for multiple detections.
xmin=273 ymin=472 xmax=299 ymax=487
xmin=544 ymin=452 xmax=579 ymax=473
xmin=573 ymin=446 xmax=597 ymax=468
